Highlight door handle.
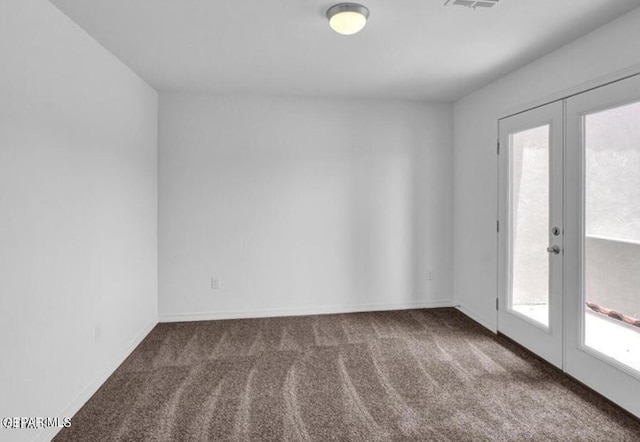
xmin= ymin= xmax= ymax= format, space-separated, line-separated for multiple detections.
xmin=547 ymin=245 xmax=561 ymax=255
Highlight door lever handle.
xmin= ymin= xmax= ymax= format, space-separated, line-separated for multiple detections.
xmin=547 ymin=245 xmax=561 ymax=255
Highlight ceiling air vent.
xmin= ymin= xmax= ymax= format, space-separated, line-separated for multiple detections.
xmin=444 ymin=0 xmax=500 ymax=9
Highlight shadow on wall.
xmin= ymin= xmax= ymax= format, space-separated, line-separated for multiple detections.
xmin=345 ymin=109 xmax=451 ymax=306
xmin=346 ymin=126 xmax=413 ymax=303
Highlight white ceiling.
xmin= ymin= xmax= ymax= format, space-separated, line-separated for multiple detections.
xmin=50 ymin=0 xmax=640 ymax=101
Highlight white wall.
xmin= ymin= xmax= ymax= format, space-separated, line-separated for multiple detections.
xmin=453 ymin=7 xmax=640 ymax=331
xmin=0 ymin=1 xmax=158 ymax=440
xmin=159 ymin=94 xmax=453 ymax=320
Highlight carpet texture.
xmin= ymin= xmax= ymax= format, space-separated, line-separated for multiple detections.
xmin=54 ymin=308 xmax=640 ymax=441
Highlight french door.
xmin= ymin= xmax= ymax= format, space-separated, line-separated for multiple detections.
xmin=498 ymin=101 xmax=564 ymax=369
xmin=498 ymin=73 xmax=640 ymax=418
xmin=564 ymin=73 xmax=640 ymax=418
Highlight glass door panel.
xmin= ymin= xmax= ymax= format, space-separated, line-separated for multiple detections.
xmin=510 ymin=125 xmax=550 ymax=327
xmin=583 ymin=100 xmax=640 ymax=374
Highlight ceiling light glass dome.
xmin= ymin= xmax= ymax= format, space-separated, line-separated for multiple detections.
xmin=326 ymin=3 xmax=369 ymax=35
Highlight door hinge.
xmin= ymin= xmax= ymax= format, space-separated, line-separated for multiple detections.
xmin=497 ymin=139 xmax=500 ymax=155
xmin=497 ymin=220 xmax=500 ymax=233
xmin=496 ymin=298 xmax=499 ymax=310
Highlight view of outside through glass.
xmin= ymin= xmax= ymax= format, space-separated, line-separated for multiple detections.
xmin=510 ymin=125 xmax=550 ymax=327
xmin=584 ymin=100 xmax=640 ymax=373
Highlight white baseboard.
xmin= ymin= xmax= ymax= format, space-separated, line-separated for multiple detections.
xmin=159 ymin=299 xmax=454 ymax=323
xmin=455 ymin=304 xmax=497 ymax=333
xmin=38 ymin=319 xmax=157 ymax=442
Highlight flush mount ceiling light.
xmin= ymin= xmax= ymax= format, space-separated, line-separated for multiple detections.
xmin=326 ymin=3 xmax=369 ymax=35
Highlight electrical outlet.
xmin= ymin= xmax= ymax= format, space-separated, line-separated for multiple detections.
xmin=94 ymin=323 xmax=102 ymax=343
xmin=427 ymin=271 xmax=433 ymax=281
xmin=211 ymin=277 xmax=221 ymax=290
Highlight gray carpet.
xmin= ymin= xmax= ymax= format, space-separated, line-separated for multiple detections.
xmin=54 ymin=308 xmax=640 ymax=441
